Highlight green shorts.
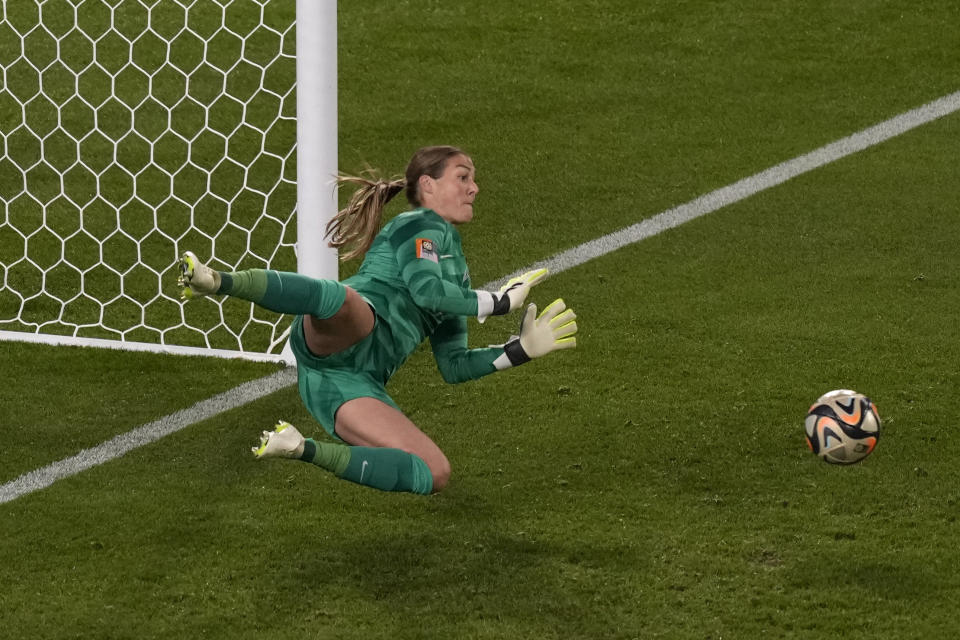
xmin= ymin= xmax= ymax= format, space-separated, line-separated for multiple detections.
xmin=289 ymin=314 xmax=402 ymax=441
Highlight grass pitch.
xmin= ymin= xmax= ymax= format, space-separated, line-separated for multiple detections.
xmin=3 ymin=1 xmax=960 ymax=639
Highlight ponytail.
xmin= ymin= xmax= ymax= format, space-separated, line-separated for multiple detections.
xmin=326 ymin=172 xmax=404 ymax=261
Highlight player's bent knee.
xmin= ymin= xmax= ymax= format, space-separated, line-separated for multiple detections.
xmin=430 ymin=455 xmax=452 ymax=492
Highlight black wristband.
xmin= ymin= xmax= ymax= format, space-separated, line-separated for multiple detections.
xmin=503 ymin=338 xmax=531 ymax=367
xmin=491 ymin=289 xmax=513 ymax=316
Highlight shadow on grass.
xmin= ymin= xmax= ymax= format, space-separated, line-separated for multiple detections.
xmin=281 ymin=491 xmax=650 ymax=637
xmin=787 ymin=555 xmax=945 ymax=603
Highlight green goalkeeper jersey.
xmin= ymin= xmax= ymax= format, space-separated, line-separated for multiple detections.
xmin=341 ymin=207 xmax=504 ymax=384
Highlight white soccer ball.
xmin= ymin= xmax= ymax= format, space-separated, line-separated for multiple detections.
xmin=804 ymin=389 xmax=881 ymax=465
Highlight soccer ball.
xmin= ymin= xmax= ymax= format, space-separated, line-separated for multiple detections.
xmin=804 ymin=389 xmax=881 ymax=465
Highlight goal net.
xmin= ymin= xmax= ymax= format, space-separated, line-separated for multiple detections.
xmin=0 ymin=0 xmax=335 ymax=363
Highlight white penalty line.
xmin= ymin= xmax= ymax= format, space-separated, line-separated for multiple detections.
xmin=0 ymin=367 xmax=297 ymax=505
xmin=491 ymin=89 xmax=960 ymax=288
xmin=2 ymin=89 xmax=959 ymax=505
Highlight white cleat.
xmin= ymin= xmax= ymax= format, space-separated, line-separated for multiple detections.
xmin=177 ymin=250 xmax=221 ymax=300
xmin=252 ymin=421 xmax=305 ymax=459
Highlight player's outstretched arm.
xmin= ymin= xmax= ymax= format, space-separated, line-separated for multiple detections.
xmin=477 ymin=268 xmax=548 ymax=323
xmin=492 ymin=298 xmax=577 ymax=370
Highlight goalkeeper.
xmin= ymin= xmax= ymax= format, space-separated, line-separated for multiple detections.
xmin=178 ymin=145 xmax=577 ymax=496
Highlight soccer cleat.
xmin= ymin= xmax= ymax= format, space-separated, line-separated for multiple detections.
xmin=252 ymin=421 xmax=306 ymax=459
xmin=177 ymin=250 xmax=221 ymax=300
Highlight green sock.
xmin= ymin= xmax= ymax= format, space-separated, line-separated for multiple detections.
xmin=300 ymin=439 xmax=433 ymax=495
xmin=217 ymin=270 xmax=347 ymax=319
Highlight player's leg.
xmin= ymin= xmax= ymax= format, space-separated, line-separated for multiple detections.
xmin=253 ymin=397 xmax=448 ymax=495
xmin=301 ymin=288 xmax=375 ymax=356
xmin=253 ymin=309 xmax=442 ymax=495
xmin=178 ymin=251 xmax=373 ymax=355
xmin=333 ymin=397 xmax=451 ymax=492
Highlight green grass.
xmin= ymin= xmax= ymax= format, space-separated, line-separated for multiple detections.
xmin=0 ymin=342 xmax=282 ymax=484
xmin=3 ymin=1 xmax=960 ymax=638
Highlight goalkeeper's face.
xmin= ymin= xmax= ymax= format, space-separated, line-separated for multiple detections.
xmin=420 ymin=154 xmax=478 ymax=225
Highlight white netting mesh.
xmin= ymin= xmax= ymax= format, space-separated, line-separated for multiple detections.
xmin=0 ymin=0 xmax=299 ymax=357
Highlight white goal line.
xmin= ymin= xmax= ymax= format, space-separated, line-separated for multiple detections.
xmin=0 ymin=331 xmax=291 ymax=364
xmin=2 ymin=89 xmax=959 ymax=505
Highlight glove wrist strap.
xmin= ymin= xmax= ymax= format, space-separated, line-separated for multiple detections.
xmin=491 ymin=291 xmax=512 ymax=316
xmin=503 ymin=338 xmax=531 ymax=367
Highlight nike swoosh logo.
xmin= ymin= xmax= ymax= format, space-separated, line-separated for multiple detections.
xmin=360 ymin=460 xmax=369 ymax=483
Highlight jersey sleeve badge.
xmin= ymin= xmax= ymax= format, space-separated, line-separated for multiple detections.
xmin=415 ymin=238 xmax=439 ymax=263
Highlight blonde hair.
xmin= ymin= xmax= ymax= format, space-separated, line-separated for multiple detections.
xmin=325 ymin=145 xmax=466 ymax=261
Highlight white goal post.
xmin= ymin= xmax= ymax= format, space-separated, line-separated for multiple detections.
xmin=0 ymin=0 xmax=338 ymax=364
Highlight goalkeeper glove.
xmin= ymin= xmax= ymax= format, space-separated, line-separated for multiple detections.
xmin=477 ymin=268 xmax=548 ymax=323
xmin=493 ymin=298 xmax=578 ymax=370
